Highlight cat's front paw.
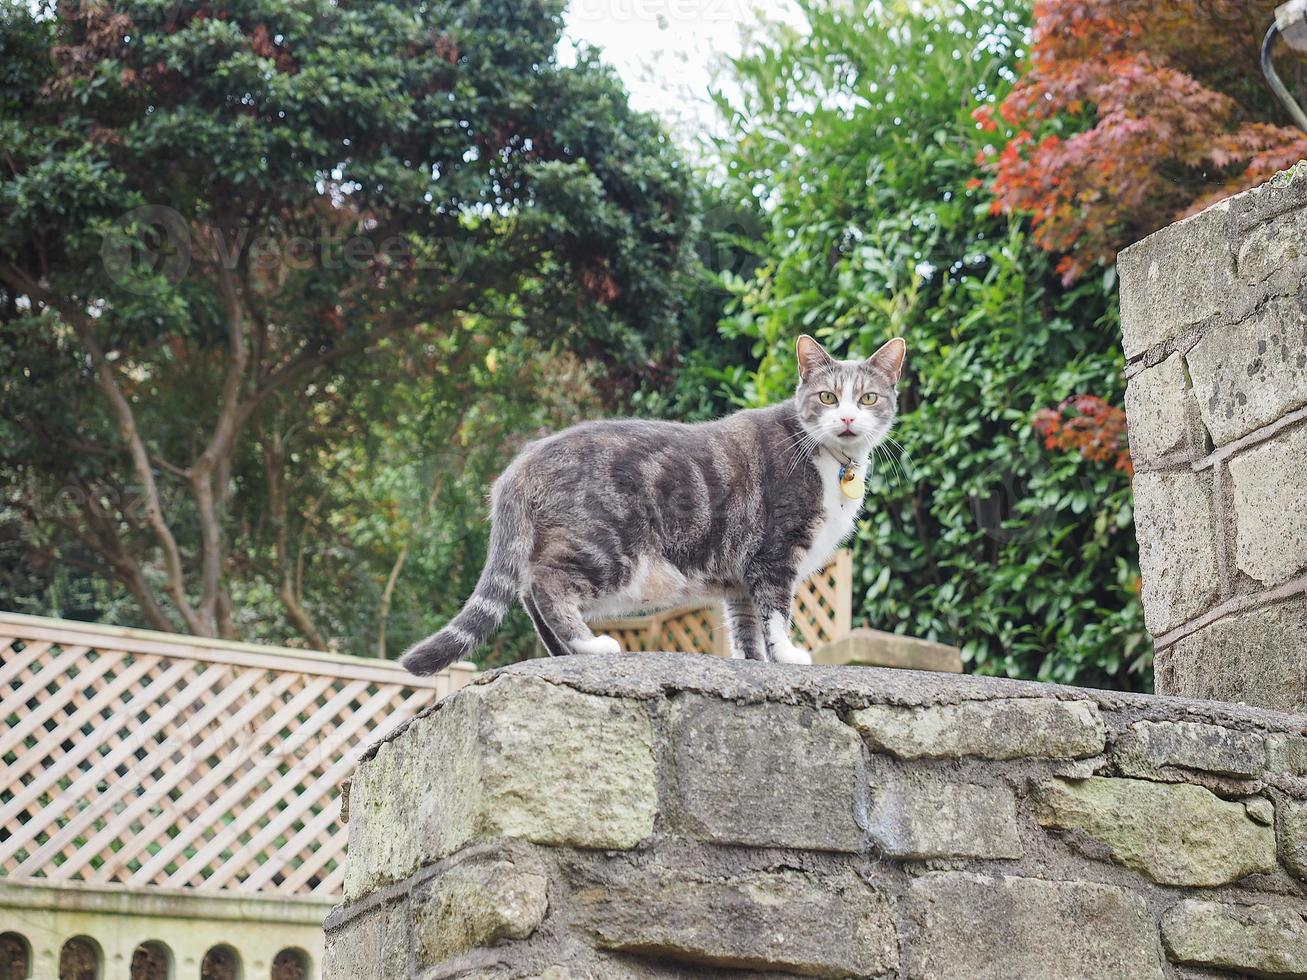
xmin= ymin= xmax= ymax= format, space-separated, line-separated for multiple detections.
xmin=773 ymin=643 xmax=812 ymax=666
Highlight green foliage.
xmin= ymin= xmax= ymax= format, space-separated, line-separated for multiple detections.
xmin=0 ymin=0 xmax=692 ymax=648
xmin=709 ymin=0 xmax=1149 ymax=688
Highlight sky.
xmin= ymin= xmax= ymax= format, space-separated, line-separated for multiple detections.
xmin=560 ymin=0 xmax=798 ymax=152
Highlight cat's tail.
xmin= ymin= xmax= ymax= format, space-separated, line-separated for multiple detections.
xmin=399 ymin=476 xmax=529 ymax=676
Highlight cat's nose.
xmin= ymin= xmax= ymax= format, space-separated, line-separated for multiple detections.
xmin=840 ymin=416 xmax=854 ymax=425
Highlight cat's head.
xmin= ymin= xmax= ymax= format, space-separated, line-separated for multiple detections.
xmin=794 ymin=334 xmax=905 ymax=451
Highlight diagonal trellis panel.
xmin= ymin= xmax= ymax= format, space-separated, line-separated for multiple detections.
xmin=0 ymin=612 xmax=475 ymax=899
xmin=590 ymin=550 xmax=853 ymax=655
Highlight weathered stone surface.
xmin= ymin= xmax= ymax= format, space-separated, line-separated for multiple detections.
xmin=1280 ymin=801 xmax=1307 ymax=881
xmin=667 ymin=694 xmax=865 ymax=852
xmin=1125 ymin=353 xmax=1208 ymax=463
xmin=1156 ymin=600 xmax=1307 ymax=713
xmin=578 ymin=868 xmax=898 ymax=978
xmin=1228 ymin=161 xmax=1307 ymax=236
xmin=323 ymin=898 xmax=411 ymax=980
xmin=411 ymin=858 xmax=548 ymax=967
xmin=1269 ymin=733 xmax=1307 ymax=775
xmin=1229 ymin=422 xmax=1307 ymax=586
xmin=345 ymin=677 xmax=656 ymax=899
xmin=1034 ymin=777 xmax=1276 ymax=886
xmin=866 ymin=770 xmax=1021 ymax=860
xmin=525 ymin=957 xmax=747 ymax=980
xmin=471 ymin=680 xmax=655 ymax=851
xmin=1115 ymin=720 xmax=1266 ymax=780
xmin=814 ymin=627 xmax=962 ymax=673
xmin=1132 ymin=469 xmax=1219 ymax=635
xmin=1162 ymin=899 xmax=1307 ymax=977
xmin=1245 ymin=796 xmax=1276 ymax=826
xmin=907 ymin=872 xmax=1165 ymax=980
xmin=850 ymin=698 xmax=1104 ymax=760
xmin=1188 ymin=296 xmax=1307 ymax=445
xmin=343 ymin=693 xmax=480 ymax=900
xmin=1236 ymin=204 xmax=1307 ymax=286
xmin=1118 ymin=198 xmax=1236 ymax=359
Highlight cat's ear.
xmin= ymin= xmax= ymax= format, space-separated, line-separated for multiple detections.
xmin=867 ymin=337 xmax=906 ymax=384
xmin=796 ymin=335 xmax=834 ymax=380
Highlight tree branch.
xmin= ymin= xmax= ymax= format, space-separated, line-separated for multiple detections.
xmin=237 ymin=284 xmax=471 ymax=428
xmin=27 ymin=487 xmax=177 ymax=633
xmin=0 ymin=262 xmax=205 ymax=634
xmin=261 ymin=421 xmax=327 ymax=649
xmin=189 ymin=245 xmax=250 ymax=629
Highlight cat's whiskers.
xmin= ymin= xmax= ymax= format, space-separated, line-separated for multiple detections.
xmin=782 ymin=439 xmax=816 ymax=481
xmin=781 ymin=431 xmax=819 ymax=481
xmin=872 ymin=442 xmax=902 ymax=486
xmin=776 ymin=428 xmax=816 ymax=454
xmin=881 ymin=434 xmax=912 ymax=483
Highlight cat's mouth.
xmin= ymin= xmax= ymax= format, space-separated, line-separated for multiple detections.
xmin=837 ymin=429 xmax=857 ymax=439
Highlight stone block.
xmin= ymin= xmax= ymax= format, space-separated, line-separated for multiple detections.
xmin=411 ymin=857 xmax=548 ymax=967
xmin=322 ymin=898 xmax=411 ymax=980
xmin=1118 ymin=199 xmax=1236 ymax=359
xmin=813 ymin=627 xmax=962 ymax=673
xmin=1114 ymin=720 xmax=1266 ymax=780
xmin=667 ymin=694 xmax=865 ymax=852
xmin=578 ymin=868 xmax=898 ymax=978
xmin=850 ymin=698 xmax=1104 ymax=761
xmin=866 ymin=770 xmax=1021 ymax=860
xmin=1227 ymin=162 xmax=1307 ymax=235
xmin=1236 ymin=205 xmax=1307 ymax=287
xmin=1280 ymin=800 xmax=1307 ymax=881
xmin=1245 ymin=797 xmax=1276 ymax=826
xmin=1131 ymin=469 xmax=1220 ymax=635
xmin=1269 ymin=733 xmax=1307 ymax=775
xmin=1229 ymin=422 xmax=1307 ymax=586
xmin=1124 ymin=353 xmax=1208 ymax=463
xmin=1162 ymin=899 xmax=1307 ymax=977
xmin=1156 ymin=599 xmax=1307 ymax=713
xmin=1034 ymin=777 xmax=1276 ymax=886
xmin=344 ymin=677 xmax=656 ymax=900
xmin=907 ymin=872 xmax=1165 ymax=980
xmin=1188 ymin=296 xmax=1307 ymax=445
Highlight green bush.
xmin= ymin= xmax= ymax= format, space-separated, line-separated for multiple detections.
xmin=706 ymin=0 xmax=1149 ymax=688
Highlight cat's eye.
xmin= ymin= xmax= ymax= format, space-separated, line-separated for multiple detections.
xmin=859 ymin=392 xmax=879 ymax=407
xmin=818 ymin=391 xmax=837 ymax=405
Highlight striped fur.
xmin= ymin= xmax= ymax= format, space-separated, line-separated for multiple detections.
xmin=400 ymin=335 xmax=905 ymax=674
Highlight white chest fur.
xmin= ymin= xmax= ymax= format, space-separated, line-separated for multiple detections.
xmin=797 ymin=450 xmax=866 ymax=579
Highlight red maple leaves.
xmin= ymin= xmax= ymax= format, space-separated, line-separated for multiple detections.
xmin=975 ymin=0 xmax=1307 ymax=284
xmin=1033 ymin=395 xmax=1133 ymax=477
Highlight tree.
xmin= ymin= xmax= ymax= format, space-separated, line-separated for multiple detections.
xmin=975 ymin=0 xmax=1307 ymax=283
xmin=0 ymin=0 xmax=692 ymax=640
xmin=706 ymin=0 xmax=1147 ymax=687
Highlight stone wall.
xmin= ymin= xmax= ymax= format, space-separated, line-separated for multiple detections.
xmin=1117 ymin=163 xmax=1307 ymax=710
xmin=326 ymin=655 xmax=1307 ymax=979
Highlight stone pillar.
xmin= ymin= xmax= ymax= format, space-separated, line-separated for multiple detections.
xmin=1118 ymin=162 xmax=1307 ymax=711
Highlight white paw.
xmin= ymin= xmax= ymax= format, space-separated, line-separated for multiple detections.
xmin=772 ymin=643 xmax=812 ymax=666
xmin=570 ymin=633 xmax=622 ymax=656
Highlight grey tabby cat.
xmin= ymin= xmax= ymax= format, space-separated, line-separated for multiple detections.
xmin=400 ymin=334 xmax=906 ymax=674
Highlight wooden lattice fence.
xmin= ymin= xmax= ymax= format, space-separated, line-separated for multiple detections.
xmin=592 ymin=550 xmax=853 ymax=656
xmin=0 ymin=613 xmax=474 ymax=899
